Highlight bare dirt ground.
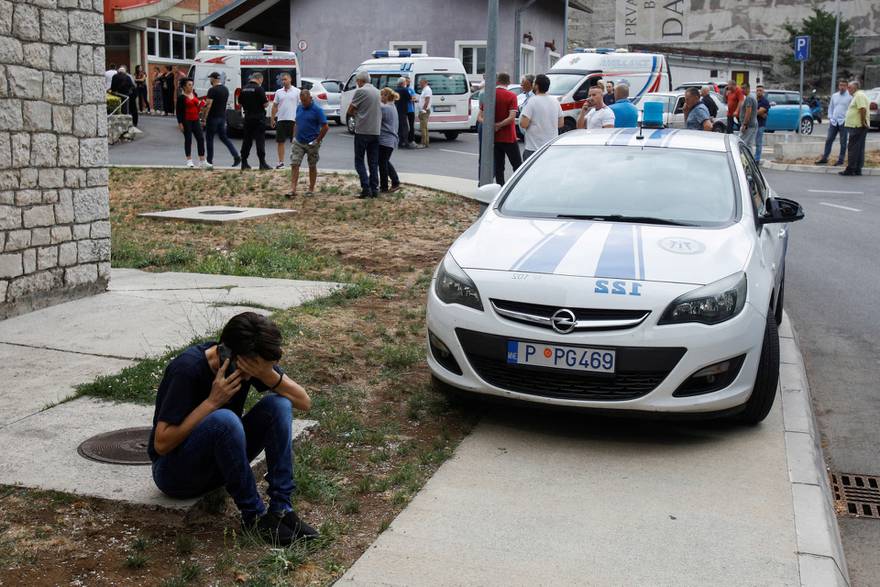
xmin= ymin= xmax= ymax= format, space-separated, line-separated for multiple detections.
xmin=783 ymin=149 xmax=880 ymax=167
xmin=0 ymin=169 xmax=483 ymax=587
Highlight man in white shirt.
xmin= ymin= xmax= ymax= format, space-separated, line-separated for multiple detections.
xmin=816 ymin=78 xmax=853 ymax=166
xmin=417 ymin=78 xmax=433 ymax=147
xmin=104 ymin=63 xmax=117 ymax=91
xmin=517 ymin=74 xmax=535 ymax=109
xmin=576 ymin=86 xmax=615 ymax=130
xmin=270 ymin=72 xmax=299 ymax=168
xmin=519 ymin=74 xmax=563 ymax=160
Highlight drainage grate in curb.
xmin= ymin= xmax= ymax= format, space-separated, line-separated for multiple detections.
xmin=830 ymin=472 xmax=880 ymax=518
xmin=77 ymin=427 xmax=153 ymax=465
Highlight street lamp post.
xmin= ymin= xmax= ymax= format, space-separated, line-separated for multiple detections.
xmin=830 ymin=0 xmax=841 ymax=93
xmin=479 ymin=0 xmax=498 ymax=187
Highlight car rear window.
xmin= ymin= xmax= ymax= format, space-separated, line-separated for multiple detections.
xmin=414 ymin=73 xmax=468 ymax=95
xmin=500 ymin=146 xmax=737 ymax=227
xmin=322 ymin=80 xmax=341 ymax=93
xmin=241 ymin=68 xmax=297 ymax=91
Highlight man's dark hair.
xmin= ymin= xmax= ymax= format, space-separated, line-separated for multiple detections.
xmin=838 ymin=78 xmax=847 ymax=85
xmin=109 ymin=62 xmax=116 ymax=69
xmin=756 ymin=84 xmax=764 ymax=89
xmin=496 ymin=72 xmax=510 ymax=85
xmin=685 ymin=87 xmax=700 ymax=99
xmin=534 ymin=74 xmax=550 ymax=93
xmin=220 ymin=312 xmax=283 ymax=361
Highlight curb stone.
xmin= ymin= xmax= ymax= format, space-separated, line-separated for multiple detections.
xmin=763 ymin=160 xmax=880 ymax=176
xmin=780 ymin=311 xmax=850 ymax=587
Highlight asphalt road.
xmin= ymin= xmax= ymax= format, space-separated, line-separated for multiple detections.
xmin=112 ymin=117 xmax=880 ymax=583
xmin=763 ymin=168 xmax=880 ymax=586
xmin=109 ymin=113 xmax=485 ymax=179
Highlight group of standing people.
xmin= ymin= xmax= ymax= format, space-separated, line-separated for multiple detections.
xmin=105 ymin=62 xmax=184 ymax=123
xmin=817 ymin=79 xmax=871 ymax=176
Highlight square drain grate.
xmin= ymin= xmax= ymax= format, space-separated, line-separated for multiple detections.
xmin=830 ymin=472 xmax=880 ymax=518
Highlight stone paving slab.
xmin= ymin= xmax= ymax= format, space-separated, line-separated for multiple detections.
xmin=0 ymin=397 xmax=316 ymax=508
xmin=139 ymin=205 xmax=296 ymax=223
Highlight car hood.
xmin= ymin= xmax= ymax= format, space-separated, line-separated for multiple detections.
xmin=450 ymin=213 xmax=752 ymax=286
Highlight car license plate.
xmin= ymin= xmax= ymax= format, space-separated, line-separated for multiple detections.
xmin=433 ymin=105 xmax=451 ymax=112
xmin=506 ymin=341 xmax=615 ymax=374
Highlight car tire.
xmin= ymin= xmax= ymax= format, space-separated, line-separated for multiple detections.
xmin=737 ymin=313 xmax=780 ymax=425
xmin=774 ymin=276 xmax=785 ymax=326
xmin=444 ymin=131 xmax=460 ymax=141
xmin=346 ymin=115 xmax=355 ymax=134
xmin=799 ymin=117 xmax=814 ymax=135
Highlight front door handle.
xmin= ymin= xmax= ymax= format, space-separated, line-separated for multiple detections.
xmin=778 ymin=228 xmax=787 ymax=238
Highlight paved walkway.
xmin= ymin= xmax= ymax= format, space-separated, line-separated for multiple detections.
xmin=0 ymin=269 xmax=333 ymax=506
xmin=340 ymin=315 xmax=848 ymax=587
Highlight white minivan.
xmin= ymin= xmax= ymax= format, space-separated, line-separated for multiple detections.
xmin=189 ymin=45 xmax=300 ymax=134
xmin=546 ymin=49 xmax=671 ymax=131
xmin=340 ymin=51 xmax=471 ymax=141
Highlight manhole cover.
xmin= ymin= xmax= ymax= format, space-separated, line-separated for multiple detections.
xmin=830 ymin=472 xmax=880 ymax=518
xmin=77 ymin=427 xmax=152 ymax=465
xmin=199 ymin=209 xmax=245 ymax=215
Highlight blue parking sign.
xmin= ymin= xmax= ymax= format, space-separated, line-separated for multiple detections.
xmin=794 ymin=36 xmax=810 ymax=62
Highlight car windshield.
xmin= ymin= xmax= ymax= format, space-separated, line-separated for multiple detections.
xmin=546 ymin=73 xmax=585 ymax=96
xmin=499 ymin=146 xmax=737 ymax=226
xmin=634 ymin=94 xmax=673 ymax=111
xmin=414 ymin=73 xmax=469 ymax=95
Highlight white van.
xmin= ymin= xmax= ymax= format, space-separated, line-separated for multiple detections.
xmin=340 ymin=51 xmax=471 ymax=141
xmin=546 ymin=49 xmax=670 ymax=131
xmin=189 ymin=45 xmax=300 ymax=134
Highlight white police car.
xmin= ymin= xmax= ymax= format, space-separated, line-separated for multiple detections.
xmin=426 ymin=128 xmax=804 ymax=423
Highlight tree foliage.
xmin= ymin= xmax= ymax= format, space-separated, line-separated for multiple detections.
xmin=782 ymin=8 xmax=855 ymax=88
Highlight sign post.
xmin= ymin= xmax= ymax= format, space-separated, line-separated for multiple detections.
xmin=794 ymin=35 xmax=810 ymax=124
xmin=479 ymin=0 xmax=498 ymax=187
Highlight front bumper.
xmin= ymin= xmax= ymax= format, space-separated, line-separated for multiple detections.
xmin=426 ymin=283 xmax=767 ymax=415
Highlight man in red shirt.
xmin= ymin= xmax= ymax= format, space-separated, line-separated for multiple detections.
xmin=725 ymin=79 xmax=744 ymax=134
xmin=479 ymin=72 xmax=521 ymax=185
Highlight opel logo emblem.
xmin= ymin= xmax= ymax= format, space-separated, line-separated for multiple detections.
xmin=550 ymin=309 xmax=577 ymax=334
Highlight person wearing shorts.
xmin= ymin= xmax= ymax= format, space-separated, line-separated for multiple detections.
xmin=287 ymin=89 xmax=329 ymax=198
xmin=270 ymin=73 xmax=299 ymax=169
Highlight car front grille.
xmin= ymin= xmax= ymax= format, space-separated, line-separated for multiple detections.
xmin=490 ymin=299 xmax=650 ymax=332
xmin=457 ymin=329 xmax=684 ymax=402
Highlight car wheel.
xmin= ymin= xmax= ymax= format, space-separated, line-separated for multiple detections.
xmin=774 ymin=277 xmax=785 ymax=326
xmin=737 ymin=313 xmax=780 ymax=425
xmin=561 ymin=118 xmax=576 ymax=133
xmin=799 ymin=117 xmax=814 ymax=135
xmin=444 ymin=131 xmax=460 ymax=141
xmin=346 ymin=115 xmax=355 ymax=134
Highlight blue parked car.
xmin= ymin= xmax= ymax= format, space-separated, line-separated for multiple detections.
xmin=759 ymin=90 xmax=814 ymax=135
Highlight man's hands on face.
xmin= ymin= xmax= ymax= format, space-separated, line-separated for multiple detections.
xmin=207 ymin=358 xmax=242 ymax=409
xmin=237 ymin=355 xmax=278 ymax=387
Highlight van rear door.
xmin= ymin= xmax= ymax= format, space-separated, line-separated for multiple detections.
xmin=415 ymin=72 xmax=469 ymax=123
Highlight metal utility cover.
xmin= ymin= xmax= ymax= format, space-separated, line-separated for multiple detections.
xmin=77 ymin=427 xmax=153 ymax=465
xmin=830 ymin=472 xmax=880 ymax=518
xmin=139 ymin=206 xmax=296 ymax=224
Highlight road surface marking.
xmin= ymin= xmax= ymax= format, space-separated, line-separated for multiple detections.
xmin=440 ymin=149 xmax=478 ymax=157
xmin=820 ymin=202 xmax=862 ymax=212
xmin=809 ymin=189 xmax=864 ymax=195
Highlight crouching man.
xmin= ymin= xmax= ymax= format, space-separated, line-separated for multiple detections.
xmin=149 ymin=312 xmax=318 ymax=545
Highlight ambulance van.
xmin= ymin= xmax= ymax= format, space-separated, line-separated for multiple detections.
xmin=547 ymin=49 xmax=670 ymax=131
xmin=188 ymin=45 xmax=299 ymax=134
xmin=340 ymin=51 xmax=471 ymax=141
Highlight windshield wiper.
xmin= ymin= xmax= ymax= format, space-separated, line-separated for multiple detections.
xmin=556 ymin=214 xmax=695 ymax=226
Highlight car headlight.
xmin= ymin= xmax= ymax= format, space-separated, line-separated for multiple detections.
xmin=434 ymin=254 xmax=483 ymax=311
xmin=658 ymin=272 xmax=747 ymax=325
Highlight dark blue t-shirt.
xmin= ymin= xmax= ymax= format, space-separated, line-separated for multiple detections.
xmin=757 ymin=96 xmax=771 ymax=128
xmin=295 ymin=103 xmax=328 ymax=143
xmin=148 ymin=342 xmax=281 ymax=462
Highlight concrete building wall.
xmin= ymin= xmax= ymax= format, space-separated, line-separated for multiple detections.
xmin=0 ymin=0 xmax=111 ymax=319
xmin=289 ymin=0 xmax=565 ymax=82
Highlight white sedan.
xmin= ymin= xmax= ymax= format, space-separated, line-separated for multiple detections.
xmin=426 ymin=128 xmax=804 ymax=423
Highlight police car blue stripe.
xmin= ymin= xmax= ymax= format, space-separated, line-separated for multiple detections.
xmin=514 ymin=222 xmax=592 ymax=273
xmin=595 ymin=224 xmax=637 ymax=279
xmin=606 ymin=128 xmax=639 ymax=146
xmin=509 ymin=224 xmax=568 ymax=270
xmin=645 ymin=128 xmax=677 ymax=146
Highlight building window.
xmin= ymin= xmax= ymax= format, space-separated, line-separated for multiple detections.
xmin=455 ymin=41 xmax=487 ymax=76
xmin=520 ymin=44 xmax=535 ymax=76
xmin=549 ymin=51 xmax=560 ymax=70
xmin=389 ymin=41 xmax=426 ymax=54
xmin=147 ymin=18 xmax=197 ymax=61
xmin=710 ymin=69 xmax=719 ymax=78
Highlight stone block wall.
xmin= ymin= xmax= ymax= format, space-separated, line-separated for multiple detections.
xmin=0 ymin=0 xmax=110 ymax=319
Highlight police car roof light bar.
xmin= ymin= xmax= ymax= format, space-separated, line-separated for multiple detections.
xmin=641 ymin=101 xmax=665 ymax=130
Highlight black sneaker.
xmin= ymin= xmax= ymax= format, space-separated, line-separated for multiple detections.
xmin=232 ymin=155 xmax=241 ymax=167
xmin=259 ymin=161 xmax=272 ymax=170
xmin=357 ymin=190 xmax=371 ymax=199
xmin=279 ymin=510 xmax=320 ymax=541
xmin=241 ymin=160 xmax=252 ymax=170
xmin=243 ymin=511 xmax=296 ymax=546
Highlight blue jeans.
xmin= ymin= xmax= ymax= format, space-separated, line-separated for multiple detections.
xmin=821 ymin=123 xmax=848 ymax=163
xmin=205 ymin=116 xmax=239 ymax=164
xmin=152 ymin=394 xmax=295 ymax=523
xmin=354 ymin=133 xmax=379 ymax=193
xmin=754 ymin=127 xmax=765 ymax=162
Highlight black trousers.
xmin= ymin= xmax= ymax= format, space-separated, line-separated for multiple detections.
xmin=845 ymin=126 xmax=867 ymax=173
xmin=240 ymin=118 xmax=266 ymax=164
xmin=378 ymin=145 xmax=399 ymax=191
xmin=726 ymin=115 xmax=735 ymax=134
xmin=407 ymin=112 xmax=415 ymax=143
xmin=493 ymin=142 xmax=522 ymax=185
xmin=181 ymin=120 xmax=204 ymax=158
xmin=397 ymin=109 xmax=409 ymax=147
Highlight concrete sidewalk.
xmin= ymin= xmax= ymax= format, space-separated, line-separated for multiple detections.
xmin=0 ymin=268 xmax=334 ymax=506
xmin=340 ymin=314 xmax=847 ymax=587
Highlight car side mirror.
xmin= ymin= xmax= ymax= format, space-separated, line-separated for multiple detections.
xmin=475 ymin=183 xmax=502 ymax=205
xmin=759 ymin=197 xmax=805 ymax=225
